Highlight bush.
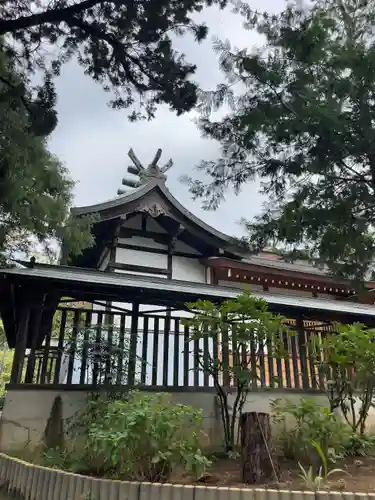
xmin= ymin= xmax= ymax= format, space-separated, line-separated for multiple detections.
xmin=342 ymin=432 xmax=375 ymax=457
xmin=271 ymin=397 xmax=348 ymax=464
xmin=42 ymin=391 xmax=211 ymax=482
xmin=313 ymin=323 xmax=375 ymax=435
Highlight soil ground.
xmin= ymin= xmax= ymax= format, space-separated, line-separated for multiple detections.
xmin=171 ymin=456 xmax=375 ymax=492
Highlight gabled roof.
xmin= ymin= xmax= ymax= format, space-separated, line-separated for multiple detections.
xmin=71 ymin=178 xmax=243 ymax=259
xmin=72 ymin=179 xmax=233 ymax=244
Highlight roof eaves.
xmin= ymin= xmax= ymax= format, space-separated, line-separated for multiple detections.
xmin=1 ymin=266 xmax=375 ymax=318
xmin=71 ymin=181 xmax=157 ymax=216
xmin=70 ymin=181 xmax=243 ymax=254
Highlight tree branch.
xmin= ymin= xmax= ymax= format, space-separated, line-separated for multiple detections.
xmin=67 ymin=16 xmax=162 ymax=92
xmin=0 ymin=0 xmax=102 ymax=35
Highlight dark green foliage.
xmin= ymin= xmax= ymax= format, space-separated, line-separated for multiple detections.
xmin=313 ymin=322 xmax=375 ymax=435
xmin=0 ymin=50 xmax=94 ymax=265
xmin=0 ymin=0 xmax=227 ymax=124
xmin=342 ymin=432 xmax=375 ymax=457
xmin=187 ymin=0 xmax=375 ymax=280
xmin=271 ymin=397 xmax=348 ymax=465
xmin=41 ymin=391 xmax=211 ymax=481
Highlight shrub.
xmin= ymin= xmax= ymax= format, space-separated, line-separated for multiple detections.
xmin=312 ymin=323 xmax=375 ymax=435
xmin=42 ymin=391 xmax=210 ymax=482
xmin=271 ymin=397 xmax=348 ymax=464
xmin=342 ymin=432 xmax=375 ymax=457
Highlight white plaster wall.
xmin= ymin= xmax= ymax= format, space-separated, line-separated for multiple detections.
xmin=117 ymin=236 xmax=167 ymax=251
xmin=174 ymin=240 xmax=201 ymax=256
xmin=115 ymin=247 xmax=167 ymax=268
xmin=172 ymin=256 xmax=206 ymax=282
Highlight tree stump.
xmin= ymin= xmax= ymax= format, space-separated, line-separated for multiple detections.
xmin=240 ymin=412 xmax=277 ymax=484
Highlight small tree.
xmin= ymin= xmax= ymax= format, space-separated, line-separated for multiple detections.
xmin=313 ymin=323 xmax=375 ymax=435
xmin=184 ymin=293 xmax=291 ymax=453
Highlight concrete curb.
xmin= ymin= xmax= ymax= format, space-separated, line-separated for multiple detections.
xmin=0 ymin=452 xmax=371 ymax=500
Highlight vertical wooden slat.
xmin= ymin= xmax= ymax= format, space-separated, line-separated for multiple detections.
xmin=66 ymin=310 xmax=80 ymax=385
xmin=266 ymin=336 xmax=275 ymax=388
xmin=297 ymin=316 xmax=309 ymax=389
xmin=231 ymin=324 xmax=238 ymax=388
xmin=117 ymin=314 xmax=126 ymax=385
xmin=35 ymin=357 xmax=42 ymax=384
xmin=258 ymin=342 xmax=266 ymax=388
xmin=221 ymin=321 xmax=230 ymax=388
xmin=183 ymin=323 xmax=189 ymax=387
xmin=212 ymin=327 xmax=219 ymax=381
xmin=163 ymin=315 xmax=171 ymax=387
xmin=282 ymin=330 xmax=292 ymax=389
xmin=306 ymin=329 xmax=317 ymax=389
xmin=105 ymin=313 xmax=114 ymax=383
xmin=173 ymin=318 xmax=180 ymax=387
xmin=249 ymin=337 xmax=257 ymax=389
xmin=46 ymin=356 xmax=54 ymax=384
xmin=79 ymin=311 xmax=92 ymax=385
xmin=152 ymin=317 xmax=159 ymax=386
xmin=203 ymin=324 xmax=210 ymax=388
xmin=92 ymin=312 xmax=103 ymax=386
xmin=40 ymin=321 xmax=52 ymax=384
xmin=316 ymin=330 xmax=326 ymax=390
xmin=275 ymin=332 xmax=284 ymax=388
xmin=128 ymin=303 xmax=139 ymax=386
xmin=53 ymin=309 xmax=67 ymax=384
xmin=140 ymin=316 xmax=148 ymax=385
xmin=290 ymin=329 xmax=300 ymax=389
xmin=193 ymin=329 xmax=200 ymax=388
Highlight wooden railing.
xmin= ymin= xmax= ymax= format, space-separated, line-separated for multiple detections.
xmin=17 ymin=307 xmax=332 ymax=391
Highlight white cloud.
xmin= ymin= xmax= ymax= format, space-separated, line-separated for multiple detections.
xmin=48 ymin=0 xmax=285 ymax=238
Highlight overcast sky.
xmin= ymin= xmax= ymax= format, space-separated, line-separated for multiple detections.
xmin=49 ymin=0 xmax=284 ymax=237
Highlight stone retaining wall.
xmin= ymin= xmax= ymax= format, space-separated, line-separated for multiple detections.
xmin=0 ymin=452 xmax=374 ymax=500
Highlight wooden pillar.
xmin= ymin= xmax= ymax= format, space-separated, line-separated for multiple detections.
xmin=10 ymin=305 xmax=31 ymax=384
xmin=24 ymin=298 xmax=45 ymax=383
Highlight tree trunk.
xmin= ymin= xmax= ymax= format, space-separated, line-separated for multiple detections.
xmin=240 ymin=412 xmax=276 ymax=484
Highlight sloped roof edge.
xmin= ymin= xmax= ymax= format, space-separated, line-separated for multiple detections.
xmin=71 ymin=180 xmax=238 ymax=247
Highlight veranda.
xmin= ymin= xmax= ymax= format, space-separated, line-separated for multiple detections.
xmin=0 ymin=262 xmax=374 ymax=450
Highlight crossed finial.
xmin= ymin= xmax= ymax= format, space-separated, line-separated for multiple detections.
xmin=117 ymin=148 xmax=173 ymax=195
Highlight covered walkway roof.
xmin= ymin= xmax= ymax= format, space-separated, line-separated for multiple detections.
xmin=1 ymin=263 xmax=375 ymax=321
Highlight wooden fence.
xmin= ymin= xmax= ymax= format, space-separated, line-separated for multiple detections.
xmin=17 ymin=307 xmax=333 ymax=391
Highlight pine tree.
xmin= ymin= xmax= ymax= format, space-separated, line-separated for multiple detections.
xmin=0 ymin=0 xmax=226 ymax=129
xmin=187 ymin=0 xmax=375 ymax=280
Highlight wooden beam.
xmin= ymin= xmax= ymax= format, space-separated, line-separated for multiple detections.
xmin=119 ymin=227 xmax=168 ymax=243
xmin=112 ymin=262 xmax=169 ymax=275
xmin=167 ymin=240 xmax=173 ymax=279
xmin=116 ymin=242 xmax=201 ymax=259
